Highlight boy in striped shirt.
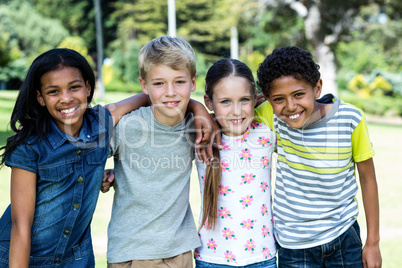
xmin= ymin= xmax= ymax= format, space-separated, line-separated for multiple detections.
xmin=255 ymin=46 xmax=382 ymax=268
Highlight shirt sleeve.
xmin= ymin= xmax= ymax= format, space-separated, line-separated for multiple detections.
xmin=109 ymin=123 xmax=120 ymax=157
xmin=351 ymin=111 xmax=375 ymax=163
xmin=5 ymin=143 xmax=38 ymax=174
xmin=254 ymin=101 xmax=275 ymax=132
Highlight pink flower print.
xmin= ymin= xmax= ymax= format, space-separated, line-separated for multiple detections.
xmin=219 ymin=185 xmax=233 ymax=196
xmin=201 ymin=219 xmax=212 ymax=230
xmin=236 ymin=128 xmax=249 ymax=142
xmin=207 ymin=238 xmax=217 ymax=252
xmin=224 ymin=250 xmax=237 ymax=263
xmin=194 ymin=248 xmax=202 ymax=260
xmin=258 ymin=136 xmax=271 ymax=147
xmin=240 ymin=195 xmax=253 ymax=209
xmin=240 ymin=219 xmax=256 ymax=230
xmin=260 ymin=181 xmax=269 ymax=192
xmin=261 ymin=204 xmax=268 ymax=216
xmin=236 ymin=136 xmax=245 ymax=143
xmin=244 ymin=239 xmax=256 ymax=253
xmin=261 ymin=156 xmax=269 ymax=168
xmin=222 ymin=227 xmax=236 ymax=240
xmin=219 ymin=207 xmax=233 ymax=219
xmin=250 ymin=121 xmax=261 ymax=129
xmin=221 ymin=160 xmax=231 ymax=172
xmin=262 ymin=225 xmax=271 ymax=237
xmin=239 ymin=148 xmax=252 ymax=162
xmin=241 ymin=173 xmax=255 ymax=185
xmin=221 ymin=142 xmax=231 ymax=150
xmin=262 ymin=247 xmax=272 ymax=259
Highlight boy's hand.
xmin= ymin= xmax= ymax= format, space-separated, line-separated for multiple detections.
xmin=255 ymin=92 xmax=266 ymax=108
xmin=101 ymin=169 xmax=115 ymax=193
xmin=362 ymin=243 xmax=382 ymax=268
xmin=196 ymin=114 xmax=222 ymax=164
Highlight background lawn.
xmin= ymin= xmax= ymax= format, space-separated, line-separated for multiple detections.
xmin=0 ymin=91 xmax=401 ymax=267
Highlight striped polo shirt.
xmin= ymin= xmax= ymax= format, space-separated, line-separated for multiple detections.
xmin=255 ymin=94 xmax=374 ymax=249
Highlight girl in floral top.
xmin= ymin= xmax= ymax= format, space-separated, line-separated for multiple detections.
xmin=195 ymin=59 xmax=277 ymax=267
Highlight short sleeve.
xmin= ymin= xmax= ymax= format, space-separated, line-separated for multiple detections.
xmin=5 ymin=143 xmax=38 ymax=174
xmin=351 ymin=112 xmax=375 ymax=163
xmin=109 ymin=127 xmax=119 ymax=156
xmin=255 ymin=101 xmax=275 ymax=131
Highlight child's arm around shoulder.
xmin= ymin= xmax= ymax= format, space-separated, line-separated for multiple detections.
xmin=356 ymin=158 xmax=382 ymax=268
xmin=187 ymin=99 xmax=222 ymax=163
xmin=105 ymin=92 xmax=151 ymax=127
xmin=9 ymin=167 xmax=36 ymax=267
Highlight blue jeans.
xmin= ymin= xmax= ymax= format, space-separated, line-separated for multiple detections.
xmin=196 ymin=257 xmax=277 ymax=268
xmin=277 ymin=221 xmax=363 ymax=268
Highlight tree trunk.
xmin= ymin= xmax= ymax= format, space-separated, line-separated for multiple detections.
xmin=314 ymin=44 xmax=338 ymax=97
xmin=304 ymin=4 xmax=338 ymax=97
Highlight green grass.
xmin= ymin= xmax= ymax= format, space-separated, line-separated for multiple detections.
xmin=0 ymin=91 xmax=401 ymax=267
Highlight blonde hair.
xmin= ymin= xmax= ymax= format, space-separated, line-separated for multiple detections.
xmin=138 ymin=36 xmax=196 ymax=80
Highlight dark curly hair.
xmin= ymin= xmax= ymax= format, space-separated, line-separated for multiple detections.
xmin=257 ymin=46 xmax=320 ymax=97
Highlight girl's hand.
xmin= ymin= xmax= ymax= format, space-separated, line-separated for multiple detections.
xmin=101 ymin=169 xmax=115 ymax=193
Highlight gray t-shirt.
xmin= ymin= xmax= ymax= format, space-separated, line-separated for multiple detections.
xmin=107 ymin=107 xmax=200 ymax=262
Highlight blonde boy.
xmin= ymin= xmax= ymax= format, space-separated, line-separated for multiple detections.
xmin=107 ymin=36 xmax=200 ymax=268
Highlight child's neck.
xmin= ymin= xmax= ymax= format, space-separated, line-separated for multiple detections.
xmin=305 ymin=101 xmax=333 ymax=126
xmin=151 ymin=107 xmax=185 ymax=127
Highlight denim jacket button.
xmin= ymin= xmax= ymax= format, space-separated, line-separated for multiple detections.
xmin=54 ymin=258 xmax=60 ymax=263
xmin=77 ymin=150 xmax=82 ymax=156
xmin=64 ymin=230 xmax=70 ymax=235
xmin=77 ymin=176 xmax=84 ymax=183
xmin=73 ymin=203 xmax=80 ymax=209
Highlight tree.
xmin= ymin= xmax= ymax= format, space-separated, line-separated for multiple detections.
xmin=262 ymin=0 xmax=376 ymax=96
xmin=32 ymin=0 xmax=118 ymax=54
xmin=110 ymin=0 xmax=167 ymax=46
xmin=0 ymin=1 xmax=69 ymax=87
xmin=3 ymin=1 xmax=69 ymax=57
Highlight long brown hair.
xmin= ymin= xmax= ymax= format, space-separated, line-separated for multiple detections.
xmin=200 ymin=59 xmax=256 ymax=230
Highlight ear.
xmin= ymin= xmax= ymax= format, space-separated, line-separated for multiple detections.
xmin=314 ymin=79 xmax=323 ymax=98
xmin=139 ymin=77 xmax=149 ymax=95
xmin=190 ymin=74 xmax=197 ymax=93
xmin=86 ymin=81 xmax=91 ymax=97
xmin=37 ymin=90 xmax=45 ymax=106
xmin=204 ymin=94 xmax=214 ymax=111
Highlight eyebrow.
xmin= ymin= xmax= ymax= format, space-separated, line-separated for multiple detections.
xmin=270 ymin=89 xmax=305 ymax=98
xmin=42 ymin=79 xmax=84 ymax=91
xmin=216 ymin=94 xmax=253 ymax=100
xmin=150 ymin=76 xmax=188 ymax=81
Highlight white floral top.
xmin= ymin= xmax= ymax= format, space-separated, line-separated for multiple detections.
xmin=195 ymin=121 xmax=277 ymax=266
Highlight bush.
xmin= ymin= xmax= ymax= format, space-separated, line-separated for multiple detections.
xmin=105 ymin=80 xmax=142 ymax=94
xmin=340 ymin=91 xmax=402 ymax=117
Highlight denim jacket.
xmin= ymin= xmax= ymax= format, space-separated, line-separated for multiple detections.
xmin=0 ymin=105 xmax=112 ymax=267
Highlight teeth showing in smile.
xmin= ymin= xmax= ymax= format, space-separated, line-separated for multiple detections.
xmin=166 ymin=102 xmax=177 ymax=105
xmin=231 ymin=119 xmax=242 ymax=123
xmin=288 ymin=113 xmax=301 ymax=120
xmin=61 ymin=107 xmax=76 ymax=114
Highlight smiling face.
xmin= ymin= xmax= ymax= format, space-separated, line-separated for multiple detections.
xmin=37 ymin=66 xmax=91 ymax=137
xmin=205 ymin=76 xmax=256 ymax=137
xmin=139 ymin=64 xmax=196 ymax=126
xmin=267 ymin=76 xmax=323 ymax=129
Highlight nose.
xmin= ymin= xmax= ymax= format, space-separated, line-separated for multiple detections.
xmin=232 ymin=102 xmax=241 ymax=116
xmin=166 ymin=83 xmax=177 ymax=97
xmin=60 ymin=90 xmax=73 ymax=103
xmin=286 ymin=98 xmax=297 ymax=111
